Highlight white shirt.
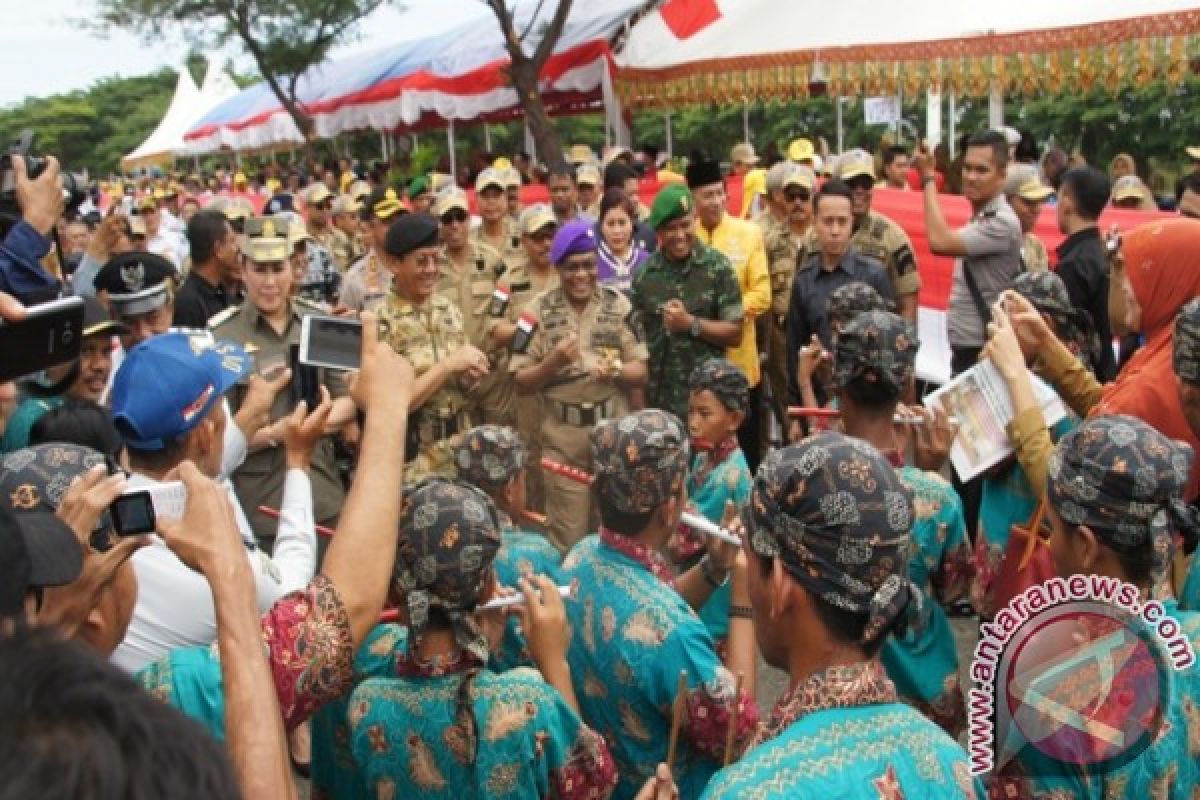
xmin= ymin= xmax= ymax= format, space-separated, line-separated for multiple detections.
xmin=110 ymin=466 xmax=317 ymax=674
xmin=147 ymin=228 xmax=189 ymax=272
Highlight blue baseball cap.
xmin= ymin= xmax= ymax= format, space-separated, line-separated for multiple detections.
xmin=550 ymin=219 xmax=597 ymax=266
xmin=111 ymin=332 xmax=251 ymax=450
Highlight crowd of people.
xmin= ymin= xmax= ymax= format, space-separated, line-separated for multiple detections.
xmin=1 ymin=122 xmax=1199 ymax=800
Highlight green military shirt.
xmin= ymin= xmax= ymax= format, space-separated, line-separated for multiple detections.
xmin=851 ymin=209 xmax=921 ymax=298
xmin=376 ymin=290 xmax=470 ymax=482
xmin=631 ymin=240 xmax=744 ymax=421
xmin=210 ymin=299 xmax=348 ymax=543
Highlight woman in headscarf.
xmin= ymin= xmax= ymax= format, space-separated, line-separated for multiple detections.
xmin=996 ymin=415 xmax=1200 ymax=800
xmin=343 ymin=478 xmax=616 ymax=800
xmin=986 ymin=218 xmax=1200 ymax=502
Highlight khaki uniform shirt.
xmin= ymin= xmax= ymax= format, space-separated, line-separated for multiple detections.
xmin=315 ymin=227 xmax=353 ymax=272
xmin=851 ymin=210 xmax=921 ymax=298
xmin=210 ymin=299 xmax=348 ymax=541
xmin=1022 ymin=232 xmax=1049 ymax=273
xmin=473 ymin=218 xmax=523 ymax=262
xmin=377 ymin=291 xmax=471 ymax=482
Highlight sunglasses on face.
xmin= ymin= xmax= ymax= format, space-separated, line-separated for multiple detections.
xmin=784 ymin=189 xmax=811 ymax=203
xmin=441 ymin=210 xmax=468 ymax=225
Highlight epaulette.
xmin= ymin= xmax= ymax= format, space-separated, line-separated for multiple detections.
xmin=207 ymin=305 xmax=242 ymax=329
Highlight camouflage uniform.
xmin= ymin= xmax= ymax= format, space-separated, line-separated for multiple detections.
xmin=435 ymin=241 xmax=539 ymax=427
xmin=760 ymin=214 xmax=815 ymax=440
xmin=631 ymin=241 xmax=744 ymax=422
xmin=851 ymin=210 xmax=921 ymax=302
xmin=377 ymin=291 xmax=472 ymax=483
xmin=472 ymin=217 xmax=523 ymax=263
xmin=510 ymin=285 xmax=648 ymax=550
xmin=314 ymin=226 xmax=354 ymax=273
xmin=1021 ymin=232 xmax=1049 ymax=272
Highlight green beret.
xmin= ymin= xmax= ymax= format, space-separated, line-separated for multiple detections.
xmin=648 ymin=184 xmax=695 ymax=230
xmin=408 ymin=175 xmax=430 ymax=198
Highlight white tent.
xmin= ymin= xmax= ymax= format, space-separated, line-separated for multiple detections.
xmin=121 ymin=68 xmax=201 ymax=171
xmin=615 ymin=0 xmax=1200 ymax=108
xmin=122 ymin=58 xmax=239 ymax=170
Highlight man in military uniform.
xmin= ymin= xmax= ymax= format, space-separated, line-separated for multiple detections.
xmin=305 ymin=184 xmax=351 ymax=273
xmin=631 ymin=185 xmax=744 ymax=423
xmin=94 ymin=251 xmax=179 ymax=349
xmin=339 ymin=187 xmax=407 ymax=314
xmin=210 ymin=217 xmax=359 ymax=545
xmin=331 ymin=194 xmax=365 ymax=266
xmin=473 ymin=167 xmax=522 ymax=260
xmin=512 ymin=220 xmax=648 ymax=549
xmin=1003 ymin=164 xmax=1054 ymax=272
xmin=759 ymin=163 xmax=817 ymax=449
xmin=576 ymin=163 xmax=602 ymax=219
xmin=376 ymin=214 xmax=489 ymax=482
xmin=838 ymin=149 xmax=921 ymax=323
xmin=503 ymin=165 xmax=524 ymax=220
xmin=434 ymin=187 xmax=531 ymax=427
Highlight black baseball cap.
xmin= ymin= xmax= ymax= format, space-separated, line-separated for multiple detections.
xmin=0 ymin=504 xmax=82 ymax=619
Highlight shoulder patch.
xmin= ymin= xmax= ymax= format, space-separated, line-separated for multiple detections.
xmin=207 ymin=305 xmax=242 ymax=330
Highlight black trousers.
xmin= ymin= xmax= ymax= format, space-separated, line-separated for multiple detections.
xmin=950 ymin=345 xmax=984 ymax=542
xmin=737 ymin=385 xmax=764 ymax=472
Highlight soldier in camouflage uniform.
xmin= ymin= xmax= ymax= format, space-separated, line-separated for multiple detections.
xmin=434 ymin=188 xmax=538 ymax=427
xmin=331 ymin=194 xmax=366 ymax=266
xmin=376 ymin=214 xmax=489 ymax=482
xmin=305 ymin=184 xmax=353 ymax=273
xmin=1003 ymin=164 xmax=1054 ymax=272
xmin=838 ymin=149 xmax=921 ymax=323
xmin=512 ymin=220 xmax=648 ymax=549
xmin=631 ymin=185 xmax=744 ymax=423
xmin=473 ymin=168 xmax=523 ymax=261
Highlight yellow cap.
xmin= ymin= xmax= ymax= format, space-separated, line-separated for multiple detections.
xmin=519 ymin=204 xmax=557 ymax=235
xmin=731 ymin=143 xmax=760 ymax=165
xmin=837 ymin=149 xmax=876 ymax=182
xmin=576 ymin=164 xmax=601 ymax=187
xmin=567 ymin=144 xmax=596 ymax=165
xmin=136 ymin=194 xmax=158 ymax=211
xmin=233 ymin=171 xmax=248 ymax=185
xmin=1187 ymin=146 xmax=1200 ymax=161
xmin=476 ymin=168 xmax=506 ymax=192
xmin=1017 ymin=178 xmax=1054 ymax=202
xmin=434 ymin=188 xmax=470 ymax=217
xmin=493 ymin=156 xmax=513 ymax=171
xmin=340 ymin=171 xmax=354 ymax=190
xmin=265 ymin=178 xmax=282 ymax=193
xmin=788 ymin=138 xmax=815 ymax=163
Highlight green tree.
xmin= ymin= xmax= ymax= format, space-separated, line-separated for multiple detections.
xmin=93 ymin=0 xmax=391 ymax=140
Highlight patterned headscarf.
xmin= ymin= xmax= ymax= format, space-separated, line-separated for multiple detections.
xmin=688 ymin=358 xmax=750 ymax=413
xmin=455 ymin=425 xmax=526 ymax=492
xmin=832 ymin=311 xmax=918 ymax=395
xmin=1174 ymin=298 xmax=1200 ymax=386
xmin=392 ymin=479 xmax=503 ymax=663
xmin=590 ymin=410 xmax=690 ymax=514
xmin=1048 ymin=415 xmax=1199 ymax=558
xmin=745 ymin=432 xmax=920 ymax=648
xmin=828 ymin=281 xmax=888 ymax=333
xmin=1012 ymin=270 xmax=1098 ymax=372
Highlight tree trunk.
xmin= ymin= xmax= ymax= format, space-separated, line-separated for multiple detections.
xmin=509 ymin=59 xmax=565 ymax=169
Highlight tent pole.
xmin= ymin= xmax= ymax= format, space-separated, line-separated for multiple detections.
xmin=665 ymin=113 xmax=673 ymax=160
xmin=925 ymin=88 xmax=942 ymax=150
xmin=988 ymin=86 xmax=1004 ymax=129
xmin=484 ymin=123 xmax=493 ymax=154
xmin=380 ymin=131 xmax=387 ymax=162
xmin=447 ymin=120 xmax=457 ymax=178
xmin=836 ymin=97 xmax=844 ymax=154
xmin=742 ymin=102 xmax=750 ymax=143
xmin=948 ymin=92 xmax=957 ymax=160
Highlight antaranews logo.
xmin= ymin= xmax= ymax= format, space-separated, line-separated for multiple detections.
xmin=967 ymin=575 xmax=1195 ymax=777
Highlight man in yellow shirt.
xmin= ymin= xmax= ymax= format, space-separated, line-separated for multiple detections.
xmin=687 ymin=157 xmax=771 ymax=467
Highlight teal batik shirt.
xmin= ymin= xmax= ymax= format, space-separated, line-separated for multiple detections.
xmin=880 ymin=466 xmax=974 ymax=737
xmin=701 ymin=661 xmax=984 ymax=800
xmin=311 ymin=624 xmax=410 ymax=800
xmin=998 ymin=602 xmax=1200 ymax=800
xmin=631 ymin=242 xmax=744 ymax=422
xmin=347 ymin=663 xmax=616 ymax=800
xmin=681 ymin=443 xmax=752 ymax=642
xmin=490 ymin=525 xmax=564 ymax=672
xmin=561 ymin=529 xmax=758 ymax=800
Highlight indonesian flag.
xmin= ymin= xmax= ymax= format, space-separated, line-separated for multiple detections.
xmin=516 ymin=312 xmax=537 ymax=336
xmin=492 ymin=285 xmax=511 ymax=306
xmin=659 ymin=0 xmax=722 ymax=39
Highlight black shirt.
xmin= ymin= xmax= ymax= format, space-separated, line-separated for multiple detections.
xmin=173 ymin=270 xmax=242 ymax=330
xmin=1055 ymin=227 xmax=1115 ymax=382
xmin=786 ymin=248 xmax=895 ymax=403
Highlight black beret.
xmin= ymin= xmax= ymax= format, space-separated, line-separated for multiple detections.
xmin=384 ymin=214 xmax=440 ymax=258
xmin=93 ymin=252 xmax=176 ymax=315
xmin=685 ymin=156 xmax=724 ymax=189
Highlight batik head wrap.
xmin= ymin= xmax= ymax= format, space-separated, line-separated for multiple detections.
xmin=1173 ymin=298 xmax=1200 ymax=387
xmin=832 ymin=311 xmax=918 ymax=395
xmin=455 ymin=425 xmax=526 ymax=492
xmin=688 ymin=358 xmax=750 ymax=413
xmin=590 ymin=409 xmax=689 ymax=514
xmin=827 ymin=281 xmax=888 ymax=333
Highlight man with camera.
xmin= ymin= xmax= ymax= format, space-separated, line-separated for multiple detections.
xmin=0 ymin=155 xmax=67 ymax=304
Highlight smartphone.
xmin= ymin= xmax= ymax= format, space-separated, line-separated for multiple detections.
xmin=289 ymin=344 xmax=321 ymax=411
xmin=0 ymin=295 xmax=85 ymax=382
xmin=110 ymin=481 xmax=187 ymax=536
xmin=299 ymin=315 xmax=361 ymax=371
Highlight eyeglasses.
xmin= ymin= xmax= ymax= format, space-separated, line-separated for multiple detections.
xmin=441 ymin=210 xmax=468 ymax=225
xmin=784 ymin=189 xmax=811 ymax=203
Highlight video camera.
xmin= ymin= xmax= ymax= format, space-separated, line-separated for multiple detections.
xmin=0 ymin=130 xmax=88 ymax=218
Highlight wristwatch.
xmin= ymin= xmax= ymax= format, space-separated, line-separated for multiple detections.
xmin=701 ymin=555 xmax=730 ymax=588
xmin=688 ymin=317 xmax=702 ymax=339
